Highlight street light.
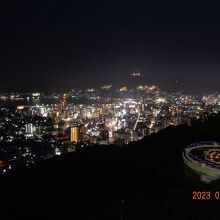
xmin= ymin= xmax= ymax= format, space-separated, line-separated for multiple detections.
xmin=121 ymin=200 xmax=124 ymax=220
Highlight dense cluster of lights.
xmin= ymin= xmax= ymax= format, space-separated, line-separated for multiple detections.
xmin=0 ymin=84 xmax=219 ymax=174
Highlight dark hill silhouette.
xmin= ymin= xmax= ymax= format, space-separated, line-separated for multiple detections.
xmin=1 ymin=113 xmax=220 ymax=219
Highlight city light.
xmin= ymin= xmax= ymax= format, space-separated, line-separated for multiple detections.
xmin=0 ymin=85 xmax=219 ymax=173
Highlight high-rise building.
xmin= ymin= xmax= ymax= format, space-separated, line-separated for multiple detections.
xmin=39 ymin=107 xmax=46 ymax=115
xmin=141 ymin=103 xmax=145 ymax=113
xmin=70 ymin=126 xmax=83 ymax=142
xmin=25 ymin=123 xmax=35 ymax=135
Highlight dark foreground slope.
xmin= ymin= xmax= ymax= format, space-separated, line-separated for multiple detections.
xmin=1 ymin=115 xmax=220 ymax=219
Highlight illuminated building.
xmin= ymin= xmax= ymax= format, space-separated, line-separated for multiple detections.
xmin=39 ymin=107 xmax=46 ymax=115
xmin=86 ymin=88 xmax=96 ymax=92
xmin=25 ymin=123 xmax=35 ymax=135
xmin=17 ymin=105 xmax=25 ymax=110
xmin=70 ymin=126 xmax=83 ymax=142
xmin=141 ymin=103 xmax=145 ymax=113
xmin=60 ymin=93 xmax=67 ymax=110
xmin=183 ymin=142 xmax=220 ymax=183
xmin=32 ymin=92 xmax=40 ymax=98
xmin=121 ymin=119 xmax=126 ymax=128
xmin=119 ymin=87 xmax=127 ymax=92
xmin=53 ymin=111 xmax=60 ymax=122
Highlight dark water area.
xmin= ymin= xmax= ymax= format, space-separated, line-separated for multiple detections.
xmin=0 ymin=97 xmax=91 ymax=108
xmin=0 ymin=98 xmax=57 ymax=108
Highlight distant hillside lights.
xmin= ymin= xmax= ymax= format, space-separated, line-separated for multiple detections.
xmin=100 ymin=84 xmax=113 ymax=90
xmin=131 ymin=72 xmax=142 ymax=77
xmin=86 ymin=88 xmax=96 ymax=93
xmin=202 ymin=95 xmax=217 ymax=106
xmin=137 ymin=84 xmax=159 ymax=92
xmin=119 ymin=87 xmax=127 ymax=92
xmin=32 ymin=93 xmax=41 ymax=98
xmin=0 ymin=95 xmax=7 ymax=100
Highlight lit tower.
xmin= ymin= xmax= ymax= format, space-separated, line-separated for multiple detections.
xmin=25 ymin=123 xmax=35 ymax=135
xmin=140 ymin=98 xmax=145 ymax=113
xmin=70 ymin=126 xmax=83 ymax=143
xmin=61 ymin=93 xmax=67 ymax=110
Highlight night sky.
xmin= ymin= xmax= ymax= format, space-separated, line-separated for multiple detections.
xmin=1 ymin=0 xmax=220 ymax=93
